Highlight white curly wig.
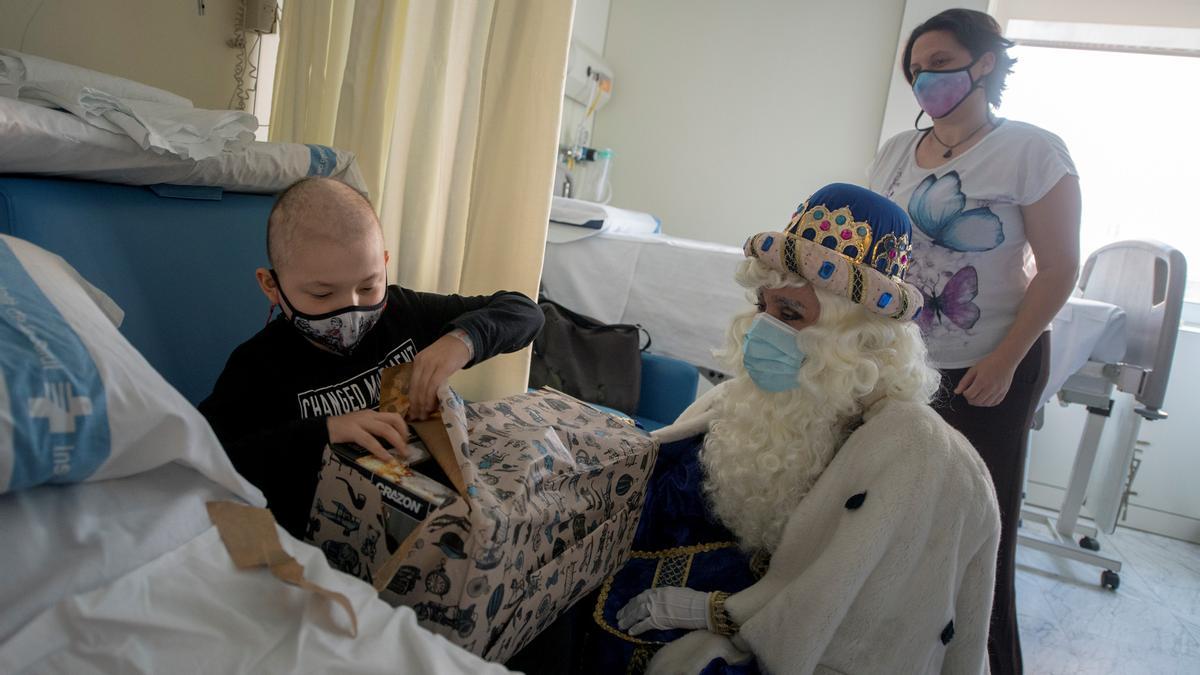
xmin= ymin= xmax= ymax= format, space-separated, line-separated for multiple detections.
xmin=701 ymin=258 xmax=940 ymax=552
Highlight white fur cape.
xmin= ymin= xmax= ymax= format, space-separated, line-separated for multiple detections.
xmin=649 ymin=390 xmax=1000 ymax=675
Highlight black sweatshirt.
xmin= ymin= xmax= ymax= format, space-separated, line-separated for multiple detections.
xmin=198 ymin=285 xmax=543 ymax=539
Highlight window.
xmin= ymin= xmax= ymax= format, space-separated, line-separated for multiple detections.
xmin=998 ymin=22 xmax=1200 ymax=303
xmin=250 ymin=28 xmax=281 ymax=142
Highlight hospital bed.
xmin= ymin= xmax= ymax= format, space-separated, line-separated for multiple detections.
xmin=1019 ymin=241 xmax=1187 ymax=590
xmin=0 ymin=176 xmax=513 ymax=673
xmin=0 ymin=174 xmax=698 ymax=672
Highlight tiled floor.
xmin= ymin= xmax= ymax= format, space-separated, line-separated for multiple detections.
xmin=1017 ymin=523 xmax=1200 ymax=674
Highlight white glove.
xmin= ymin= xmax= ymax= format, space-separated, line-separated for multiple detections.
xmin=617 ymin=587 xmax=712 ymax=635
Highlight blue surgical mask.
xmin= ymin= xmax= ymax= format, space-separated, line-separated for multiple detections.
xmin=742 ymin=313 xmax=806 ymax=393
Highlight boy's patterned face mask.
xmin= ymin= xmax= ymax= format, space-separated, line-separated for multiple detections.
xmin=270 ymin=270 xmax=386 ymax=355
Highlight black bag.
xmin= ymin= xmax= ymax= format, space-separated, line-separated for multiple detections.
xmin=528 ymin=297 xmax=649 ymax=416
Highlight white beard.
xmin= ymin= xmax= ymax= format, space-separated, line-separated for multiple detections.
xmin=701 ymin=323 xmax=868 ymax=553
xmin=700 ymin=261 xmax=940 ymax=553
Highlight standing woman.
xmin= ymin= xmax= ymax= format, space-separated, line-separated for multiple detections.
xmin=868 ymin=8 xmax=1080 ymax=675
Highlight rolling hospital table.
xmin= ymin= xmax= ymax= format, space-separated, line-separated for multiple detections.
xmin=1020 ymin=241 xmax=1187 ymax=590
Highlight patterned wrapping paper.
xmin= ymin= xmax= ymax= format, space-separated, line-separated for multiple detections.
xmin=308 ymin=375 xmax=658 ymax=662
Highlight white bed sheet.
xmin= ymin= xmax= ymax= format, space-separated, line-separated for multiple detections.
xmin=1042 ymin=297 xmax=1128 ymax=408
xmin=0 ymin=98 xmax=367 ymax=195
xmin=0 ymin=463 xmax=511 ymax=674
xmin=0 ymin=462 xmax=236 ymax=642
xmin=542 ymin=231 xmax=749 ymax=374
xmin=1 ymin=531 xmax=510 ymax=675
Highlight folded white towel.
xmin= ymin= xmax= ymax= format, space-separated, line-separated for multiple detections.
xmin=0 ymin=49 xmax=192 ymax=107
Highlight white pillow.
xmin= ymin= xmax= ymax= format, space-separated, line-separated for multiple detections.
xmin=53 ymin=250 xmax=125 ymax=328
xmin=0 ymin=234 xmax=264 ymax=504
xmin=0 ymin=49 xmax=194 ymax=108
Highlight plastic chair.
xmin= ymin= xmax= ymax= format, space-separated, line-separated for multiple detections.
xmin=634 ymin=352 xmax=700 ymax=431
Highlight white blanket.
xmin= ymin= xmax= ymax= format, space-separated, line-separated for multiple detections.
xmin=0 ymin=529 xmax=511 ymax=674
xmin=18 ymin=81 xmax=256 ymax=161
xmin=0 ymin=464 xmax=513 ymax=674
xmin=0 ymin=98 xmax=368 ymax=195
xmin=541 ymin=232 xmax=748 ymax=373
xmin=0 ymin=463 xmax=239 ymax=641
xmin=1041 ymin=297 xmax=1128 ymax=408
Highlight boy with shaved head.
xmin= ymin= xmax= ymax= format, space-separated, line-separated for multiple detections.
xmin=199 ymin=177 xmax=543 ymax=539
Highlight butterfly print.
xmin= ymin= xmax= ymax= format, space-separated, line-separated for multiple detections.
xmin=908 ymin=171 xmax=1004 ymax=252
xmin=916 ymin=265 xmax=980 ymax=333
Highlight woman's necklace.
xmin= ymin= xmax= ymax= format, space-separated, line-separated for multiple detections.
xmin=929 ymin=117 xmax=993 ymax=158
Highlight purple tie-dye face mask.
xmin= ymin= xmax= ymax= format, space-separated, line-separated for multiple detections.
xmin=912 ymin=59 xmax=978 ymax=119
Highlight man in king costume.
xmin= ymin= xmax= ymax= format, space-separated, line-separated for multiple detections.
xmin=589 ymin=183 xmax=1001 ymax=675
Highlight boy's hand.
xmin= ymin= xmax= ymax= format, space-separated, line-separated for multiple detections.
xmin=409 ymin=333 xmax=472 ymax=420
xmin=327 ymin=410 xmax=409 ymax=461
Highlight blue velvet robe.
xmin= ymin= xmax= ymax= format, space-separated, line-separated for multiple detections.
xmin=583 ymin=434 xmax=764 ymax=675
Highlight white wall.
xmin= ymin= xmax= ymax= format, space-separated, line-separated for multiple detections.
xmin=0 ymin=0 xmax=243 ymax=110
xmin=560 ymin=0 xmax=611 ymax=149
xmin=591 ymin=0 xmax=907 ymax=245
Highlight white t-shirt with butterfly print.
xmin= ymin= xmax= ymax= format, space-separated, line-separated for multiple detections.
xmin=868 ymin=119 xmax=1077 ymax=369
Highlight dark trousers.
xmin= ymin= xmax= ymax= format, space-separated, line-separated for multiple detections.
xmin=505 ymin=596 xmax=593 ymax=674
xmin=933 ymin=332 xmax=1049 ymax=675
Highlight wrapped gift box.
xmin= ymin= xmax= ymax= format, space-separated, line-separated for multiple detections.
xmin=308 ymin=365 xmax=658 ymax=661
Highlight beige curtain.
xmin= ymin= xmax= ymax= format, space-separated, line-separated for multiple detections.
xmin=270 ymin=0 xmax=573 ymax=401
xmin=271 ymin=0 xmax=410 ymax=204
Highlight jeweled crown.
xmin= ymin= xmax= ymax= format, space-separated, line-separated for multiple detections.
xmin=786 ymin=200 xmax=912 ymax=280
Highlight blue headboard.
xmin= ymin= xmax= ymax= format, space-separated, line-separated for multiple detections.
xmin=0 ymin=177 xmax=274 ymax=404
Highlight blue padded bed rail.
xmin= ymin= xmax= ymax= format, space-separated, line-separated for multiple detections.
xmin=0 ymin=177 xmax=273 ymax=404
